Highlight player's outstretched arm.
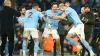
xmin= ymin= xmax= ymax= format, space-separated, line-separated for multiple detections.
xmin=53 ymin=13 xmax=67 ymax=20
xmin=42 ymin=16 xmax=49 ymax=24
xmin=42 ymin=16 xmax=52 ymax=31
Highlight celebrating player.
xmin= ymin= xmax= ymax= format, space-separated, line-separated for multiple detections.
xmin=23 ymin=3 xmax=51 ymax=56
xmin=40 ymin=2 xmax=62 ymax=56
xmin=51 ymin=1 xmax=95 ymax=56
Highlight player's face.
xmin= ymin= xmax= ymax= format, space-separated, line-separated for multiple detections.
xmin=65 ymin=2 xmax=70 ymax=7
xmin=36 ymin=6 xmax=39 ymax=10
xmin=21 ymin=8 xmax=26 ymax=15
xmin=59 ymin=7 xmax=65 ymax=12
xmin=52 ymin=4 xmax=58 ymax=12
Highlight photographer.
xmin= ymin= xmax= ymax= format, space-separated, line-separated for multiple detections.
xmin=92 ymin=5 xmax=100 ymax=56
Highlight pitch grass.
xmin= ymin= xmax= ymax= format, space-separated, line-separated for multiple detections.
xmin=15 ymin=54 xmax=77 ymax=56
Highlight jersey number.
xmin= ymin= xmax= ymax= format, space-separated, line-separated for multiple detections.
xmin=28 ymin=12 xmax=33 ymax=18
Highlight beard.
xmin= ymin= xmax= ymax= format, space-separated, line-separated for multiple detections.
xmin=22 ymin=13 xmax=25 ymax=15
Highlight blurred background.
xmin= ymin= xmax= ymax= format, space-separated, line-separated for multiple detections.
xmin=0 ymin=0 xmax=100 ymax=56
xmin=0 ymin=0 xmax=100 ymax=13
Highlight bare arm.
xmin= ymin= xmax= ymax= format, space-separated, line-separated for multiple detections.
xmin=53 ymin=13 xmax=67 ymax=20
xmin=42 ymin=16 xmax=52 ymax=31
xmin=42 ymin=16 xmax=49 ymax=24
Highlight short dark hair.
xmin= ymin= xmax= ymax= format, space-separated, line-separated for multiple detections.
xmin=51 ymin=2 xmax=58 ymax=7
xmin=32 ymin=3 xmax=39 ymax=7
xmin=19 ymin=6 xmax=25 ymax=11
xmin=84 ymin=4 xmax=90 ymax=9
xmin=66 ymin=0 xmax=71 ymax=3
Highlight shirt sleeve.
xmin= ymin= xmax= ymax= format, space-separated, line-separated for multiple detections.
xmin=25 ymin=10 xmax=29 ymax=18
xmin=38 ymin=12 xmax=44 ymax=19
xmin=18 ymin=17 xmax=22 ymax=23
xmin=12 ymin=8 xmax=21 ymax=17
xmin=44 ymin=11 xmax=47 ymax=17
xmin=58 ymin=10 xmax=63 ymax=15
xmin=65 ymin=8 xmax=71 ymax=15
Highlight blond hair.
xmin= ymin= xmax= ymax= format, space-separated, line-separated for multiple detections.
xmin=3 ymin=0 xmax=11 ymax=6
xmin=59 ymin=3 xmax=64 ymax=7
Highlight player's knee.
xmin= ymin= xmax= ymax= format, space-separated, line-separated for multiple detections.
xmin=34 ymin=38 xmax=39 ymax=42
xmin=23 ymin=37 xmax=27 ymax=40
xmin=56 ymin=39 xmax=60 ymax=46
xmin=66 ymin=33 xmax=74 ymax=38
xmin=42 ymin=37 xmax=46 ymax=41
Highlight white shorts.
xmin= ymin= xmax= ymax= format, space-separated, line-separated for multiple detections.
xmin=68 ymin=24 xmax=85 ymax=39
xmin=23 ymin=28 xmax=38 ymax=39
xmin=42 ymin=28 xmax=59 ymax=39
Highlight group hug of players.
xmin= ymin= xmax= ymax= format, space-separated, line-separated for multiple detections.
xmin=0 ymin=0 xmax=96 ymax=56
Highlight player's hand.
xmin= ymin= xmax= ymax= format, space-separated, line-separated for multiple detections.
xmin=53 ymin=16 xmax=58 ymax=19
xmin=48 ymin=24 xmax=52 ymax=32
xmin=42 ymin=11 xmax=46 ymax=14
xmin=20 ymin=23 xmax=24 ymax=26
xmin=49 ymin=27 xmax=52 ymax=32
xmin=48 ymin=14 xmax=54 ymax=19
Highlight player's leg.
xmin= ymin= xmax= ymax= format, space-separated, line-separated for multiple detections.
xmin=40 ymin=28 xmax=49 ymax=56
xmin=52 ymin=30 xmax=61 ymax=56
xmin=22 ymin=38 xmax=28 ymax=56
xmin=76 ymin=24 xmax=95 ymax=56
xmin=65 ymin=26 xmax=82 ymax=54
xmin=33 ymin=38 xmax=39 ymax=56
xmin=39 ymin=37 xmax=46 ymax=56
xmin=22 ymin=29 xmax=29 ymax=56
xmin=31 ymin=28 xmax=39 ymax=56
xmin=66 ymin=26 xmax=81 ymax=47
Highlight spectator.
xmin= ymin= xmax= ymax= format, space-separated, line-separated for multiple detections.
xmin=0 ymin=0 xmax=4 ymax=9
xmin=80 ymin=5 xmax=95 ymax=56
xmin=60 ymin=0 xmax=66 ymax=3
xmin=45 ymin=0 xmax=52 ymax=10
xmin=37 ymin=0 xmax=45 ymax=11
xmin=81 ymin=0 xmax=89 ymax=7
xmin=0 ymin=0 xmax=20 ymax=56
xmin=17 ymin=0 xmax=25 ymax=7
xmin=70 ymin=0 xmax=81 ymax=14
xmin=92 ymin=4 xmax=100 ymax=56
xmin=21 ymin=1 xmax=33 ymax=10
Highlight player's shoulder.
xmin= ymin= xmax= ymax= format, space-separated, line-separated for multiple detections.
xmin=46 ymin=9 xmax=52 ymax=13
xmin=68 ymin=7 xmax=75 ymax=11
xmin=36 ymin=11 xmax=42 ymax=15
xmin=65 ymin=7 xmax=74 ymax=13
xmin=18 ymin=16 xmax=25 ymax=19
xmin=66 ymin=7 xmax=71 ymax=10
xmin=26 ymin=9 xmax=33 ymax=12
xmin=57 ymin=10 xmax=62 ymax=14
xmin=18 ymin=16 xmax=21 ymax=19
xmin=32 ymin=9 xmax=41 ymax=14
xmin=18 ymin=16 xmax=22 ymax=21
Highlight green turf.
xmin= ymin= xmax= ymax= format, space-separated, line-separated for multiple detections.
xmin=15 ymin=54 xmax=77 ymax=56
